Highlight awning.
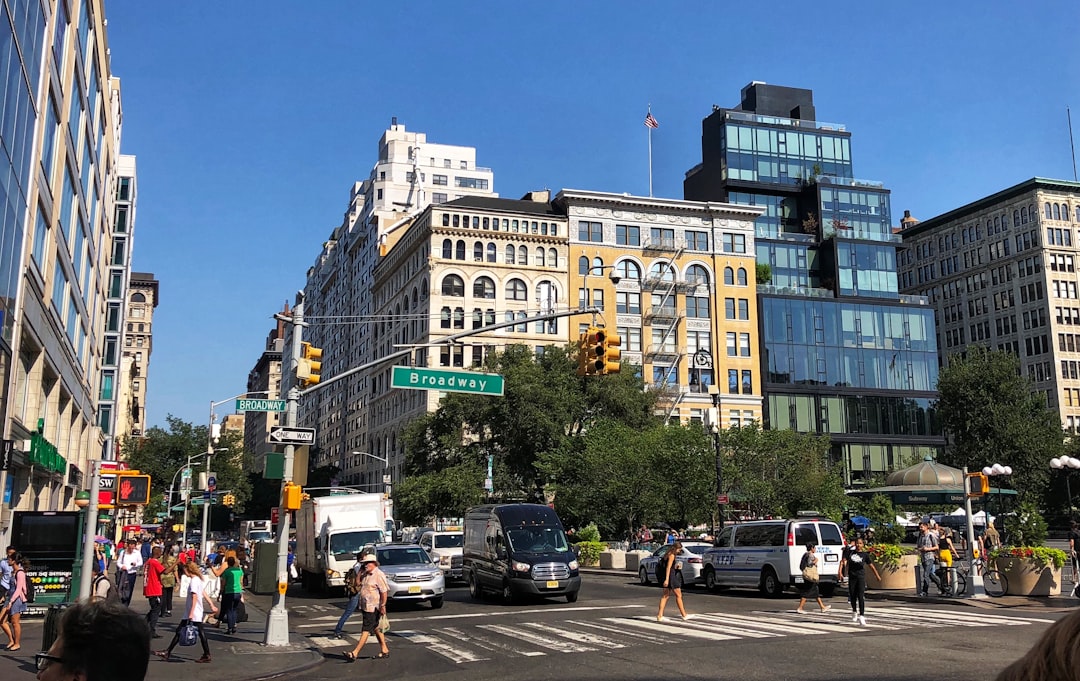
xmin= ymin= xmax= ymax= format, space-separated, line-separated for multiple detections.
xmin=847 ymin=485 xmax=1017 ymax=506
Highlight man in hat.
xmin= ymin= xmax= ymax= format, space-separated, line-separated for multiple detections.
xmin=330 ymin=552 xmax=366 ymax=638
xmin=344 ymin=553 xmax=389 ymax=661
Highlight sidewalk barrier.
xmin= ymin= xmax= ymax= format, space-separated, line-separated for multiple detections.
xmin=599 ymin=550 xmax=625 ymax=570
xmin=625 ymin=551 xmax=650 ymax=572
xmin=41 ymin=603 xmax=69 ymax=653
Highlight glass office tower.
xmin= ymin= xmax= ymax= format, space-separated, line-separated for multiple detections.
xmin=685 ymin=82 xmax=944 ymax=484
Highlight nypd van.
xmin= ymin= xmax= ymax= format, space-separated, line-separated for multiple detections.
xmin=702 ymin=517 xmax=845 ymax=597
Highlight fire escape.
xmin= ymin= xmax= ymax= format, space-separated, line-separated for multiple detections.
xmin=642 ymin=235 xmax=689 ymax=420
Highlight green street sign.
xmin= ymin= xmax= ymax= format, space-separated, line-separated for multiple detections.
xmin=236 ymin=398 xmax=287 ymax=412
xmin=390 ymin=366 xmax=504 ymax=396
xmin=190 ymin=498 xmax=217 ymax=506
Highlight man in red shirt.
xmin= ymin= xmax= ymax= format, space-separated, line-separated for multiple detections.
xmin=143 ymin=546 xmax=166 ymax=638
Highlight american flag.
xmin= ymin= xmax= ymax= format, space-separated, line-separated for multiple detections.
xmin=644 ymin=112 xmax=659 ymax=129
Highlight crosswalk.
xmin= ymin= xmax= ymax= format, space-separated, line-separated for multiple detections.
xmin=309 ymin=606 xmax=1053 ymax=664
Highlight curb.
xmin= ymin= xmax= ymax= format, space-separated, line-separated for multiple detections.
xmin=244 ymin=649 xmax=326 ymax=681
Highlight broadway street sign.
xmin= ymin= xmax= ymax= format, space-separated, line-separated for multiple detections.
xmin=236 ymin=398 xmax=287 ymax=412
xmin=390 ymin=366 xmax=504 ymax=396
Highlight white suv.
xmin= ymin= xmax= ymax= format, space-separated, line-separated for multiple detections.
xmin=419 ymin=531 xmax=464 ymax=582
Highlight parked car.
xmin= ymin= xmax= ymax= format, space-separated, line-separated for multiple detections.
xmin=419 ymin=530 xmax=464 ymax=582
xmin=374 ymin=543 xmax=446 ymax=608
xmin=638 ymin=542 xmax=711 ymax=587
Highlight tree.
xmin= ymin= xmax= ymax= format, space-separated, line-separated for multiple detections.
xmin=394 ymin=464 xmax=486 ymax=525
xmin=935 ymin=347 xmax=1062 ymax=504
xmin=647 ymin=424 xmax=715 ymax=529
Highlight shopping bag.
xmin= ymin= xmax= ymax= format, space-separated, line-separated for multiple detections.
xmin=236 ymin=599 xmax=249 ymax=623
xmin=178 ymin=624 xmax=198 ymax=647
xmin=378 ymin=614 xmax=390 ymax=633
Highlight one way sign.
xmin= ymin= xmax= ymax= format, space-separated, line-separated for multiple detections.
xmin=268 ymin=426 xmax=316 ymax=446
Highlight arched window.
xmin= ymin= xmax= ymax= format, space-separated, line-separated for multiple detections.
xmin=442 ymin=239 xmax=453 ymax=259
xmin=724 ymin=267 xmax=734 ymax=285
xmin=473 ymin=242 xmax=484 ymax=262
xmin=473 ymin=276 xmax=496 ymax=299
xmin=548 ymin=248 xmax=558 ymax=267
xmin=1021 ymin=206 xmax=1028 ymax=224
xmin=1076 ymin=206 xmax=1080 ymax=222
xmin=472 ymin=308 xmax=484 ymax=329
xmin=535 ymin=247 xmax=546 ymax=267
xmin=737 ymin=268 xmax=748 ymax=285
xmin=456 ymin=240 xmax=466 ymax=260
xmin=616 ymin=259 xmax=641 ymax=281
xmin=1053 ymin=204 xmax=1061 ymax=221
xmin=453 ymin=307 xmax=465 ymax=329
xmin=506 ymin=278 xmax=527 ymax=301
xmin=505 ymin=310 xmax=516 ymax=328
xmin=1014 ymin=209 xmax=1020 ymax=226
xmin=440 ymin=307 xmax=451 ymax=328
xmin=578 ymin=256 xmax=590 ymax=275
xmin=686 ymin=264 xmax=709 ymax=286
xmin=993 ymin=216 xmax=1000 ymax=231
xmin=131 ymin=292 xmax=146 ymax=302
xmin=402 ymin=295 xmax=409 ymax=312
xmin=420 ymin=278 xmax=428 ymax=299
xmin=506 ymin=244 xmax=516 ymax=264
xmin=518 ymin=245 xmax=528 ymax=265
xmin=441 ymin=274 xmax=464 ymax=297
xmin=1063 ymin=204 xmax=1071 ymax=222
xmin=1046 ymin=202 xmax=1054 ymax=219
xmin=486 ymin=242 xmax=497 ymax=262
xmin=648 ymin=261 xmax=675 ymax=282
xmin=592 ymin=257 xmax=604 ymax=274
xmin=412 ymin=288 xmax=418 ymax=307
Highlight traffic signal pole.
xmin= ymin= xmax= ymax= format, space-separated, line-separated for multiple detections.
xmin=265 ymin=296 xmax=303 ymax=646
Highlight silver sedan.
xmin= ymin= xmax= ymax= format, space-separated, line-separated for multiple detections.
xmin=638 ymin=542 xmax=712 ymax=587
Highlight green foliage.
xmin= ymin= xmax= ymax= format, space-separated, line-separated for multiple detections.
xmin=394 ymin=464 xmax=486 ymax=525
xmin=574 ymin=541 xmax=605 ymax=567
xmin=576 ymin=523 xmax=600 ymax=543
xmin=866 ymin=543 xmax=915 ymax=571
xmin=935 ymin=347 xmax=1062 ymax=505
xmin=1003 ymin=500 xmax=1048 ymax=547
xmin=989 ymin=546 xmax=1067 ymax=569
xmin=755 ymin=262 xmax=772 ymax=285
xmin=852 ymin=494 xmax=905 ymax=545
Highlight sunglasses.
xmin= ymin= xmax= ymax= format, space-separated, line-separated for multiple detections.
xmin=35 ymin=653 xmax=65 ymax=672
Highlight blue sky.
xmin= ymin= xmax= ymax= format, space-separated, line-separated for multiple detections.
xmin=104 ymin=1 xmax=1080 ymax=428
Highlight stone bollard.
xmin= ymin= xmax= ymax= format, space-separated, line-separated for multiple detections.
xmin=625 ymin=550 xmax=651 ymax=572
xmin=599 ymin=550 xmax=626 ymax=570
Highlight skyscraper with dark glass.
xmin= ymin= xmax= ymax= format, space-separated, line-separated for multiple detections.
xmin=684 ymin=82 xmax=944 ymax=485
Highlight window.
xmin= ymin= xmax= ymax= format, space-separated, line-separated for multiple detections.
xmin=618 ymin=326 xmax=642 ymax=351
xmin=738 ymin=298 xmax=750 ymax=320
xmin=442 ymin=239 xmax=453 ymax=259
xmin=685 ymin=264 xmax=709 ymax=286
xmin=506 ymin=279 xmax=527 ymax=301
xmin=473 ymin=277 xmax=495 ymax=299
xmin=535 ymin=247 xmax=546 ymax=267
xmin=32 ymin=206 xmax=49 ymax=267
xmin=454 ymin=177 xmax=489 ymax=189
xmin=518 ymin=246 xmax=528 ymax=265
xmin=737 ymin=268 xmax=748 ymax=286
xmin=686 ymin=296 xmax=710 ymax=318
xmin=739 ymin=332 xmax=751 ymax=356
xmin=616 ymin=224 xmax=640 ymax=246
xmin=741 ymin=370 xmax=752 ymax=394
xmin=615 ymin=260 xmax=641 ymax=281
xmin=725 ymin=298 xmax=736 ymax=319
xmin=723 ymin=233 xmax=746 ymax=253
xmin=616 ymin=291 xmax=641 ymax=314
xmin=432 ymin=192 xmax=447 ymax=204
xmin=432 ymin=174 xmax=448 ymax=186
xmin=548 ymin=248 xmax=558 ymax=267
xmin=473 ymin=242 xmax=484 ymax=261
xmin=686 ymin=230 xmax=709 ymax=251
xmin=578 ymin=256 xmax=590 ymax=275
xmin=453 ymin=307 xmax=465 ymax=329
xmin=440 ymin=307 xmax=451 ymax=328
xmin=579 ymin=221 xmax=603 ymax=242
xmin=506 ymin=245 xmax=517 ymax=264
xmin=487 ymin=243 xmax=497 ymax=263
xmin=728 ymin=369 xmax=738 ymax=394
xmin=726 ymin=332 xmax=737 ymax=357
xmin=456 ymin=240 xmax=466 ymax=260
xmin=441 ymin=274 xmax=464 ymax=297
xmin=724 ymin=267 xmax=734 ymax=285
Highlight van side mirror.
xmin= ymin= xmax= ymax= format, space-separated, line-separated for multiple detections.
xmin=496 ymin=545 xmax=507 ymax=559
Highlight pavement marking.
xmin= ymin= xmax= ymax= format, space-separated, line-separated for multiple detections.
xmin=388 ymin=604 xmax=646 ymax=624
xmin=479 ymin=622 xmax=598 ymax=653
xmin=885 ymin=607 xmax=1056 ymax=625
xmin=437 ymin=626 xmax=546 ymax=657
xmin=394 ymin=630 xmax=489 ymax=663
xmin=520 ymin=621 xmax=627 ymax=649
xmin=568 ymin=618 xmax=684 ymax=644
xmin=613 ymin=616 xmax=741 ymax=641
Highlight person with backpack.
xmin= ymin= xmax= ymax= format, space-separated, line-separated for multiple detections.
xmin=0 ymin=552 xmax=30 ymax=651
xmin=91 ymin=564 xmax=119 ymax=603
xmin=331 ymin=551 xmax=365 ymax=638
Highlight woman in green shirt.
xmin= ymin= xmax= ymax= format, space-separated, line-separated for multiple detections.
xmin=218 ymin=556 xmax=244 ymax=634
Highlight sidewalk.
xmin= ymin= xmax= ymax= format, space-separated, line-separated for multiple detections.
xmin=0 ymin=590 xmax=324 ymax=681
xmin=580 ymin=566 xmax=1078 ymax=610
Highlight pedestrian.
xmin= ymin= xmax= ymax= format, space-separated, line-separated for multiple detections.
xmin=117 ymin=538 xmax=143 ymax=606
xmin=0 ymin=552 xmax=30 ymax=650
xmin=0 ymin=545 xmax=13 ymax=607
xmin=1068 ymin=520 xmax=1080 ymax=587
xmin=656 ymin=541 xmax=690 ymax=622
xmin=937 ymin=527 xmax=958 ymax=595
xmin=796 ymin=542 xmax=831 ymax=614
xmin=915 ymin=521 xmax=939 ymax=597
xmin=90 ymin=563 xmax=115 ymax=602
xmin=216 ymin=556 xmax=244 ymax=635
xmin=343 ymin=553 xmax=390 ymax=661
xmin=140 ymin=537 xmax=152 ymax=563
xmin=160 ymin=546 xmax=178 ymax=617
xmin=35 ymin=599 xmax=150 ymax=681
xmin=143 ymin=546 xmax=165 ymax=639
xmin=154 ymin=560 xmax=216 ymax=663
xmin=993 ymin=608 xmax=1080 ymax=681
xmin=839 ymin=536 xmax=881 ymax=626
xmin=332 ymin=552 xmax=364 ymax=638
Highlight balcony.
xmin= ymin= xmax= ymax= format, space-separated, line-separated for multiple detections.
xmin=646 ymin=345 xmax=682 ymax=361
xmin=645 ymin=306 xmax=683 ymax=324
xmin=724 ymin=110 xmax=847 ymax=132
xmin=640 ymin=276 xmax=676 ymax=291
xmin=757 ymin=285 xmax=835 ymax=299
xmin=642 ymin=238 xmax=680 ymax=253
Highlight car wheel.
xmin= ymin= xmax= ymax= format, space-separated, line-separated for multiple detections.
xmin=468 ymin=573 xmax=481 ymax=600
xmin=760 ymin=567 xmax=782 ymax=597
xmin=501 ymin=581 xmax=515 ymax=604
xmin=430 ymin=597 xmax=444 ymax=609
xmin=566 ymin=590 xmax=579 ymax=603
xmin=639 ymin=566 xmax=650 ymax=585
xmin=704 ymin=566 xmax=716 ymax=591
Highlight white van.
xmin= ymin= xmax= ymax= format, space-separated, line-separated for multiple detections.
xmin=701 ymin=517 xmax=846 ymax=597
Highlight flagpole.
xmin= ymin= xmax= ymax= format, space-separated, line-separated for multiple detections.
xmin=647 ymin=104 xmax=654 ymax=197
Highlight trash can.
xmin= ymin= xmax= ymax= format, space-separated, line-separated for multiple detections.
xmin=914 ymin=562 xmax=922 ymax=593
xmin=250 ymin=542 xmax=281 ymax=594
xmin=42 ymin=603 xmax=70 ymax=652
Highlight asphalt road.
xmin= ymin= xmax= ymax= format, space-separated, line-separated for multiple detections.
xmin=243 ymin=571 xmax=1065 ymax=681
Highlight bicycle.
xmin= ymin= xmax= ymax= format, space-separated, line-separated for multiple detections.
xmin=953 ymin=557 xmax=1007 ymax=597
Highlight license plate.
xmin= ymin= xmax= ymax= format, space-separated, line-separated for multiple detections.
xmin=408 ymin=585 xmax=421 ymax=594
xmin=545 ymin=580 xmax=559 ymax=589
xmin=824 ymin=554 xmax=839 ymax=562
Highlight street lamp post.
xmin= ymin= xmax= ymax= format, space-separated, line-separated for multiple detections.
xmin=1049 ymin=456 xmax=1080 ymax=518
xmin=581 ymin=265 xmax=621 ymax=326
xmin=76 ymin=460 xmax=101 ymax=600
xmin=982 ymin=463 xmax=1013 ymax=540
xmin=706 ymin=382 xmax=724 ymax=535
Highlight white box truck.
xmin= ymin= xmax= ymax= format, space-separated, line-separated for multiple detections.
xmin=240 ymin=520 xmax=274 ymax=543
xmin=295 ymin=492 xmax=391 ymax=592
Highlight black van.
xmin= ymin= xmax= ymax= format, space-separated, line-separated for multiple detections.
xmin=463 ymin=503 xmax=581 ymax=603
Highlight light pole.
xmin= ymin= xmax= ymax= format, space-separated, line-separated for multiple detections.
xmin=706 ymin=382 xmax=724 ymax=534
xmin=1049 ymin=456 xmax=1080 ymax=518
xmin=982 ymin=463 xmax=1013 ymax=540
xmin=199 ymin=448 xmax=229 ymax=555
xmin=581 ymin=264 xmax=621 ymax=326
xmin=178 ymin=452 xmax=208 ymax=546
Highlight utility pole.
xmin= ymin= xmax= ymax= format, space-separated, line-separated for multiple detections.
xmin=77 ymin=459 xmax=101 ymax=600
xmin=265 ymin=294 xmax=303 ymax=646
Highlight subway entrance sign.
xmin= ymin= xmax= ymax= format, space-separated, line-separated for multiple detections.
xmin=236 ymin=398 xmax=287 ymax=412
xmin=390 ymin=366 xmax=504 ymax=396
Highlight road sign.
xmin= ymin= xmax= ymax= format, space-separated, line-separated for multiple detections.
xmin=190 ymin=497 xmax=216 ymax=506
xmin=717 ymin=494 xmax=729 ymax=504
xmin=268 ymin=426 xmax=316 ymax=445
xmin=390 ymin=366 xmax=504 ymax=396
xmin=207 ymin=475 xmax=217 ymax=492
xmin=236 ymin=398 xmax=287 ymax=412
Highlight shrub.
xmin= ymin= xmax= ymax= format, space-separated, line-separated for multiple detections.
xmin=988 ymin=546 xmax=1067 ymax=570
xmin=576 ymin=523 xmax=601 ymax=544
xmin=574 ymin=541 xmax=605 ymax=566
xmin=1004 ymin=501 xmax=1048 ymax=547
xmin=866 ymin=543 xmax=916 ymax=571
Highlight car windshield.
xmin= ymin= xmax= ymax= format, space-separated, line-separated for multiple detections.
xmin=434 ymin=534 xmax=463 ymax=549
xmin=505 ymin=526 xmax=569 ymax=553
xmin=378 ymin=546 xmax=433 ymax=566
xmin=329 ymin=530 xmax=384 ymax=558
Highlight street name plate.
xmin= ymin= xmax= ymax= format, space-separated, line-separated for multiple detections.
xmin=390 ymin=366 xmax=504 ymax=396
xmin=268 ymin=426 xmax=316 ymax=445
xmin=236 ymin=399 xmax=287 ymax=412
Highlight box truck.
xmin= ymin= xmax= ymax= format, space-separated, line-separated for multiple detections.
xmin=294 ymin=491 xmax=391 ymax=592
xmin=240 ymin=519 xmax=273 ymax=543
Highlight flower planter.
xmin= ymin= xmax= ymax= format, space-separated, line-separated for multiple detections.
xmin=865 ymin=554 xmax=918 ymax=590
xmin=992 ymin=556 xmax=1061 ymax=596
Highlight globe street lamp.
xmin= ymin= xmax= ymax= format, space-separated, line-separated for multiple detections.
xmin=982 ymin=464 xmax=1013 ymax=537
xmin=1049 ymin=456 xmax=1080 ymax=518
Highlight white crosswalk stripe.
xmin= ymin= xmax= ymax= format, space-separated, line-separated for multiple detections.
xmin=310 ymin=607 xmax=1050 ymax=664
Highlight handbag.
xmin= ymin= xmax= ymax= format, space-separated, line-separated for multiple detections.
xmin=802 ymin=564 xmax=819 ymax=582
xmin=178 ymin=624 xmax=199 ymax=647
xmin=378 ymin=614 xmax=390 ymax=633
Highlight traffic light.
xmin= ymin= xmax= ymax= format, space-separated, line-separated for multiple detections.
xmin=282 ymin=482 xmax=303 ymax=511
xmin=601 ymin=330 xmax=621 ymax=375
xmin=222 ymin=493 xmax=236 ymax=507
xmin=116 ymin=474 xmax=151 ymax=505
xmin=576 ymin=331 xmax=591 ymax=376
xmin=587 ymin=327 xmax=606 ymax=374
xmin=297 ymin=342 xmax=323 ymax=385
xmin=966 ymin=472 xmax=989 ymax=498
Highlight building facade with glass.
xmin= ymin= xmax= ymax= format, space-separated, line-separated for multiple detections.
xmin=684 ymin=82 xmax=944 ymax=484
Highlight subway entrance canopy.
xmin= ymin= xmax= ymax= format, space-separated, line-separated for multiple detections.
xmin=846 ymin=455 xmax=1018 ymax=505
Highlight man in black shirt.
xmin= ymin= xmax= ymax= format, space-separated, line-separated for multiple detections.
xmin=840 ymin=537 xmax=881 ymax=626
xmin=1069 ymin=520 xmax=1080 ymax=595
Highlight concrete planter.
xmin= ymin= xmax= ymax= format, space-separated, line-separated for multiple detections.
xmin=600 ymin=550 xmax=626 ymax=570
xmin=992 ymin=556 xmax=1062 ymax=596
xmin=865 ymin=554 xmax=918 ymax=590
xmin=625 ymin=551 xmax=651 ymax=572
